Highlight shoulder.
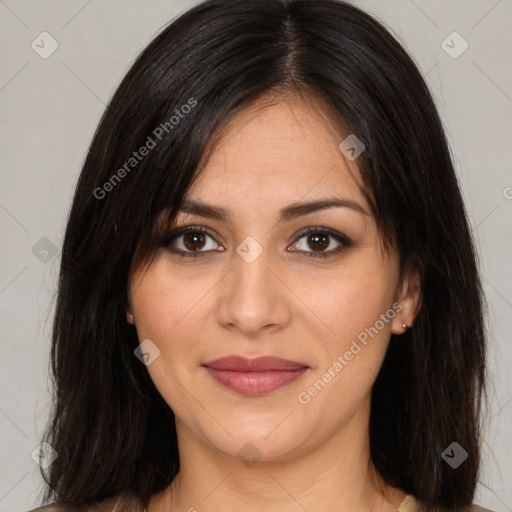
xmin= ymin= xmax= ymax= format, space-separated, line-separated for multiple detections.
xmin=27 ymin=507 xmax=76 ymax=512
xmin=26 ymin=496 xmax=139 ymax=512
xmin=398 ymin=494 xmax=497 ymax=512
xmin=26 ymin=507 xmax=73 ymax=512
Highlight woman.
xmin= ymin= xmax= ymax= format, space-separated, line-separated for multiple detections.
xmin=30 ymin=0 xmax=492 ymax=511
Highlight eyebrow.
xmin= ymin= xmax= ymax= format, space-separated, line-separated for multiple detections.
xmin=177 ymin=197 xmax=370 ymax=223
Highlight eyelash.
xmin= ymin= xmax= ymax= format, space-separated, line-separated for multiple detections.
xmin=160 ymin=225 xmax=352 ymax=259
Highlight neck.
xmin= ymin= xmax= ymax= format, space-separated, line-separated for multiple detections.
xmin=149 ymin=397 xmax=406 ymax=512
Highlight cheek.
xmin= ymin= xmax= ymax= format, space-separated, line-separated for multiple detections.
xmin=130 ymin=263 xmax=211 ymax=345
xmin=129 ymin=264 xmax=208 ymax=416
xmin=301 ymin=255 xmax=397 ymax=392
xmin=297 ymin=287 xmax=395 ymax=425
xmin=303 ymin=255 xmax=397 ymax=339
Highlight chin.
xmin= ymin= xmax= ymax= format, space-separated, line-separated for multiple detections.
xmin=194 ymin=414 xmax=315 ymax=464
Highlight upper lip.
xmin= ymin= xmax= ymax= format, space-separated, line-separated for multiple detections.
xmin=202 ymin=356 xmax=308 ymax=371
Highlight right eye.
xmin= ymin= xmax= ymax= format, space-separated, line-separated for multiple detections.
xmin=161 ymin=226 xmax=225 ymax=257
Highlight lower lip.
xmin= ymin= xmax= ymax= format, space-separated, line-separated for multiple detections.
xmin=204 ymin=367 xmax=308 ymax=395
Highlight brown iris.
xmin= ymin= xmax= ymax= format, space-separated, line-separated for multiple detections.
xmin=183 ymin=232 xmax=207 ymax=251
xmin=307 ymin=233 xmax=329 ymax=252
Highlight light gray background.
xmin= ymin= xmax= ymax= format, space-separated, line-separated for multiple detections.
xmin=0 ymin=1 xmax=510 ymax=511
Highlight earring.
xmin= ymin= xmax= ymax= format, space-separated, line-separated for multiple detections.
xmin=127 ymin=312 xmax=134 ymax=323
xmin=402 ymin=322 xmax=410 ymax=331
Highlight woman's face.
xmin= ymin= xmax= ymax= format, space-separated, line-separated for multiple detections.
xmin=128 ymin=94 xmax=419 ymax=462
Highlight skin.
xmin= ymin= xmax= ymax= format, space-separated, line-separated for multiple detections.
xmin=127 ymin=93 xmax=421 ymax=512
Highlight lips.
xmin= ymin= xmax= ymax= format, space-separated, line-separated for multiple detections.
xmin=203 ymin=355 xmax=307 ymax=371
xmin=202 ymin=356 xmax=309 ymax=395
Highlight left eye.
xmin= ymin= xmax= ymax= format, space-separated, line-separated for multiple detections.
xmin=290 ymin=228 xmax=350 ymax=258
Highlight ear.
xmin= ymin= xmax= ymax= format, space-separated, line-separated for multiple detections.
xmin=125 ymin=290 xmax=135 ymax=324
xmin=126 ymin=306 xmax=134 ymax=324
xmin=391 ymin=261 xmax=422 ymax=335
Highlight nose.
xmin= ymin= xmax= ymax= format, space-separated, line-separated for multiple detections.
xmin=215 ymin=241 xmax=292 ymax=338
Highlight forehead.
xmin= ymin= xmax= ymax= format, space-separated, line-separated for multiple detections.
xmin=187 ymin=94 xmax=367 ymax=209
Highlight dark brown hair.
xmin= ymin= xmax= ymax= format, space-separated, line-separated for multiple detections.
xmin=40 ymin=1 xmax=488 ymax=511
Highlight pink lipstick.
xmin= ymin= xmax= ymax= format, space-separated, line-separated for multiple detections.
xmin=202 ymin=355 xmax=308 ymax=396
